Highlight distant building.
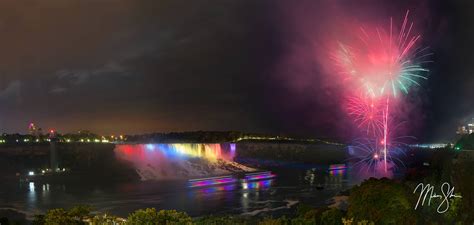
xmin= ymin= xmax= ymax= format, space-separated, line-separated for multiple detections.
xmin=468 ymin=119 xmax=474 ymax=134
xmin=28 ymin=122 xmax=43 ymax=138
xmin=28 ymin=122 xmax=36 ymax=135
xmin=49 ymin=129 xmax=57 ymax=139
xmin=457 ymin=118 xmax=474 ymax=135
xmin=457 ymin=126 xmax=468 ymax=135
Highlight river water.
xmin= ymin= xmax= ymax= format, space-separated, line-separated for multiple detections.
xmin=0 ymin=143 xmax=357 ymax=220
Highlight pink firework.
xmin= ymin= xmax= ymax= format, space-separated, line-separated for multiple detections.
xmin=346 ymin=94 xmax=384 ymax=136
xmin=334 ymin=10 xmax=430 ymax=174
xmin=333 ymin=10 xmax=430 ymax=98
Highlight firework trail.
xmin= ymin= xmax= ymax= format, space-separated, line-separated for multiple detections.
xmin=334 ymin=10 xmax=430 ymax=174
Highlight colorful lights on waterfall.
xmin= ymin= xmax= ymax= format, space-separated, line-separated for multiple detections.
xmin=117 ymin=143 xmax=235 ymax=162
xmin=115 ymin=143 xmax=240 ymax=180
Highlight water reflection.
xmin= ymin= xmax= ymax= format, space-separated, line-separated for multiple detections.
xmin=24 ymin=181 xmax=59 ymax=209
xmin=304 ymin=168 xmax=317 ymax=186
xmin=191 ymin=179 xmax=274 ymax=194
xmin=189 ymin=178 xmax=275 ymax=201
xmin=27 ymin=182 xmax=36 ymax=207
xmin=29 ymin=182 xmax=35 ymax=192
xmin=193 ymin=184 xmax=238 ymax=197
xmin=329 ymin=169 xmax=346 ymax=176
xmin=303 ymin=166 xmax=348 ymax=189
xmin=42 ymin=184 xmax=50 ymax=192
xmin=240 ymin=179 xmax=277 ymax=215
xmin=242 ymin=179 xmax=273 ymax=190
xmin=327 ymin=167 xmax=347 ymax=189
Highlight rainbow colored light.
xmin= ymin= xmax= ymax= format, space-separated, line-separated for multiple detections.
xmin=189 ymin=171 xmax=276 ymax=188
xmin=328 ymin=164 xmax=347 ymax=171
xmin=242 ymin=179 xmax=273 ymax=190
xmin=188 ymin=176 xmax=238 ymax=188
xmin=116 ymin=143 xmax=236 ymax=163
xmin=329 ymin=168 xmax=346 ymax=177
xmin=244 ymin=171 xmax=276 ymax=181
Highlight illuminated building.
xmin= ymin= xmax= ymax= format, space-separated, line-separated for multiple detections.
xmin=28 ymin=122 xmax=37 ymax=135
xmin=49 ymin=129 xmax=57 ymax=138
xmin=469 ymin=119 xmax=474 ymax=134
xmin=457 ymin=118 xmax=474 ymax=135
xmin=457 ymin=126 xmax=468 ymax=135
xmin=28 ymin=123 xmax=43 ymax=138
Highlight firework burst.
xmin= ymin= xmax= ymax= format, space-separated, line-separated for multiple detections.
xmin=333 ymin=10 xmax=431 ymax=98
xmin=334 ymin=10 xmax=430 ymax=174
xmin=349 ymin=134 xmax=412 ymax=176
xmin=346 ymin=94 xmax=384 ymax=136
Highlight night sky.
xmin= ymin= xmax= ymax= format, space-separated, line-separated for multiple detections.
xmin=0 ymin=0 xmax=472 ymax=142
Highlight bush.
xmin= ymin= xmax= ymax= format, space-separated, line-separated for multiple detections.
xmin=289 ymin=217 xmax=317 ymax=225
xmin=32 ymin=214 xmax=46 ymax=225
xmin=320 ymin=208 xmax=343 ymax=225
xmin=41 ymin=205 xmax=94 ymax=225
xmin=0 ymin=217 xmax=9 ymax=225
xmin=194 ymin=215 xmax=249 ymax=225
xmin=348 ymin=178 xmax=416 ymax=225
xmin=452 ymin=156 xmax=474 ymax=223
xmin=68 ymin=205 xmax=92 ymax=219
xmin=258 ymin=217 xmax=288 ymax=225
xmin=127 ymin=208 xmax=192 ymax=225
xmin=44 ymin=208 xmax=83 ymax=225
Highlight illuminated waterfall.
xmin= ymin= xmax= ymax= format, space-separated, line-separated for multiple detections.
xmin=115 ymin=143 xmax=254 ymax=180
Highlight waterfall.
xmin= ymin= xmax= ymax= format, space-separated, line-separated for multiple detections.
xmin=114 ymin=143 xmax=255 ymax=180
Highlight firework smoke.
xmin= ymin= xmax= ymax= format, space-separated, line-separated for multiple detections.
xmin=333 ymin=11 xmax=431 ymax=98
xmin=270 ymin=1 xmax=432 ymax=175
xmin=334 ymin=11 xmax=430 ymax=174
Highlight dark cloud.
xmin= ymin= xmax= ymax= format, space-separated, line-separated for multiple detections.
xmin=0 ymin=80 xmax=21 ymax=100
xmin=0 ymin=0 xmax=277 ymax=134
